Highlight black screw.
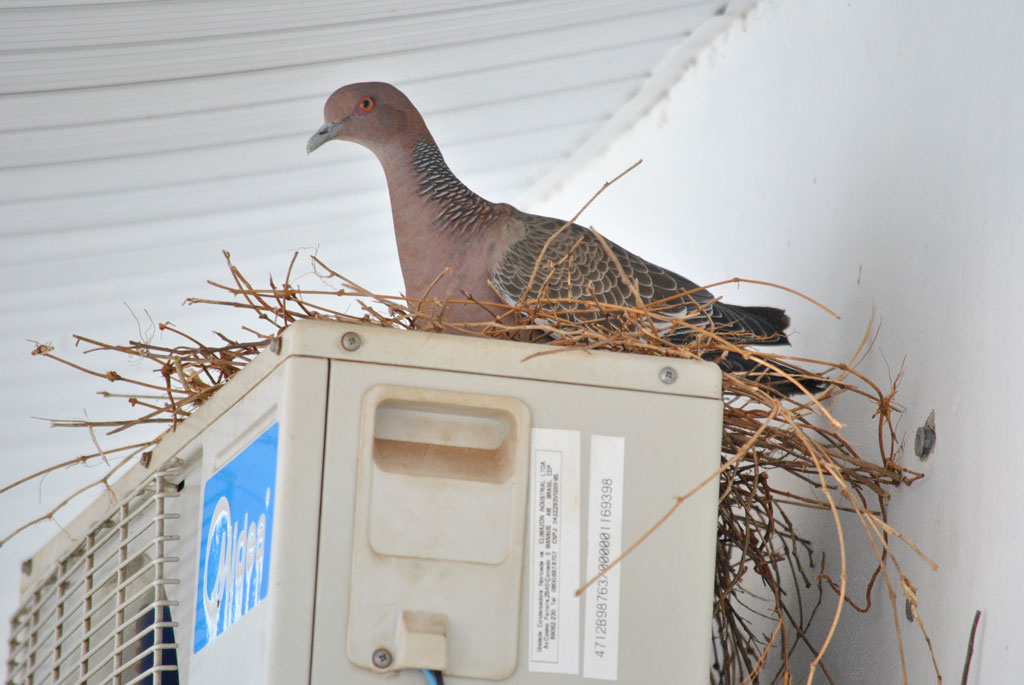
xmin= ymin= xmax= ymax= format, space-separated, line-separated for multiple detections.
xmin=341 ymin=332 xmax=362 ymax=352
xmin=372 ymin=648 xmax=392 ymax=669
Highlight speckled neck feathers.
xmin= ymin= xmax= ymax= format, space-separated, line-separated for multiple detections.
xmin=411 ymin=140 xmax=500 ymax=235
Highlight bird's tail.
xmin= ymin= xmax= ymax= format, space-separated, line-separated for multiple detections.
xmin=708 ymin=351 xmax=828 ymax=396
xmin=713 ymin=303 xmax=791 ymax=346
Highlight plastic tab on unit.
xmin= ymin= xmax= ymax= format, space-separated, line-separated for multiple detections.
xmin=369 ymin=399 xmax=519 ymax=564
xmin=347 ymin=385 xmax=531 ymax=680
xmin=393 ymin=611 xmax=447 ymax=672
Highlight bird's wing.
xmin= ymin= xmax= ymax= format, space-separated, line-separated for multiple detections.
xmin=491 ymin=213 xmax=698 ymax=306
xmin=490 ymin=211 xmax=788 ymax=344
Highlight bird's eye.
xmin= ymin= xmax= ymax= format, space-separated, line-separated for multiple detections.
xmin=359 ymin=97 xmax=375 ymax=112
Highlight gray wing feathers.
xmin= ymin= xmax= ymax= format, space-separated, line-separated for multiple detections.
xmin=490 ymin=213 xmax=788 ymax=344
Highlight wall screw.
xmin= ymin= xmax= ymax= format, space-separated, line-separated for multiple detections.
xmin=341 ymin=332 xmax=362 ymax=352
xmin=372 ymin=647 xmax=393 ymax=669
xmin=659 ymin=366 xmax=678 ymax=384
xmin=914 ymin=410 xmax=936 ymax=459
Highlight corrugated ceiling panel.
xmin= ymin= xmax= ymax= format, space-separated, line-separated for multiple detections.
xmin=0 ymin=1 xmax=511 ymax=48
xmin=0 ymin=1 xmax=707 ymax=93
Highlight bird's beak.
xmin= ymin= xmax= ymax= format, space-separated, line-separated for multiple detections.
xmin=306 ymin=121 xmax=343 ymax=154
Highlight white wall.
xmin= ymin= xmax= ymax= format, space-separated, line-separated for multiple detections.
xmin=528 ymin=1 xmax=1024 ymax=681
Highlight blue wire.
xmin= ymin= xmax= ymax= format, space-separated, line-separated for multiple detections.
xmin=421 ymin=669 xmax=439 ymax=685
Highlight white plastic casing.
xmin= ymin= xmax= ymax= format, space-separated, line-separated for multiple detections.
xmin=15 ymin=320 xmax=723 ymax=684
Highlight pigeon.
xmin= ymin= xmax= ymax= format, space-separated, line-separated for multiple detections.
xmin=308 ymin=82 xmax=816 ymax=392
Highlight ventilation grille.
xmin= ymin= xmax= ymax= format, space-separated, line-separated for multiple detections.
xmin=7 ymin=464 xmax=182 ymax=685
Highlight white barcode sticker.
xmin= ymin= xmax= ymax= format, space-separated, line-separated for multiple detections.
xmin=583 ymin=435 xmax=625 ymax=680
xmin=528 ymin=428 xmax=581 ymax=674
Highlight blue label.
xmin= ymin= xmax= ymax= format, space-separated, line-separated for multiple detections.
xmin=194 ymin=422 xmax=278 ymax=653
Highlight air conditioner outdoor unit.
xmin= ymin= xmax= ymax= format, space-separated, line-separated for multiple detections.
xmin=8 ymin=320 xmax=722 ymax=684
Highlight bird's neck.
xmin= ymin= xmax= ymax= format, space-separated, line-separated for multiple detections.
xmin=407 ymin=140 xmax=497 ymax=235
xmin=378 ymin=139 xmax=499 ymax=302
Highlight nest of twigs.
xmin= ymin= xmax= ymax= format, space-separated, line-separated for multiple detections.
xmin=20 ymin=250 xmax=938 ymax=683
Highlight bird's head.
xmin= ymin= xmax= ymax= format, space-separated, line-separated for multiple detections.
xmin=306 ymin=82 xmax=427 ymax=156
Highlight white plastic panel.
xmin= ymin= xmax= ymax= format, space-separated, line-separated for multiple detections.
xmin=11 ymin=320 xmax=722 ymax=685
xmin=347 ymin=385 xmax=531 ymax=678
xmin=365 ymin=387 xmax=529 ymax=564
xmin=184 ymin=355 xmax=329 ymax=684
xmin=308 ymin=321 xmax=722 ymax=684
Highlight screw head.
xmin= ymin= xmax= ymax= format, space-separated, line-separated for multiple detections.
xmin=371 ymin=647 xmax=392 ymax=669
xmin=341 ymin=331 xmax=362 ymax=352
xmin=659 ymin=366 xmax=678 ymax=385
xmin=914 ymin=426 xmax=935 ymax=459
